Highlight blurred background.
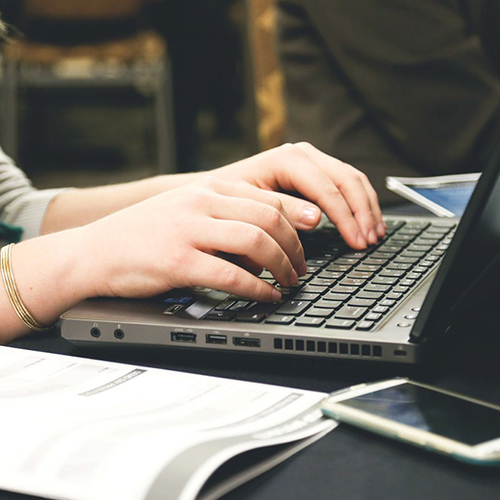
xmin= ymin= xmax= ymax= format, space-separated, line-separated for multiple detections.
xmin=0 ymin=0 xmax=284 ymax=189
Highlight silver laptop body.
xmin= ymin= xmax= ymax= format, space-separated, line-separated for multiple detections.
xmin=61 ymin=143 xmax=500 ymax=365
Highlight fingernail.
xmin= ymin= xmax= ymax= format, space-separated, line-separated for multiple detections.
xmin=357 ymin=232 xmax=367 ymax=248
xmin=368 ymin=229 xmax=378 ymax=245
xmin=271 ymin=288 xmax=282 ymax=301
xmin=377 ymin=222 xmax=386 ymax=237
xmin=290 ymin=269 xmax=299 ymax=286
xmin=300 ymin=205 xmax=319 ymax=226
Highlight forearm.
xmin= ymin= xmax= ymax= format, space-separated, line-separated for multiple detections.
xmin=41 ymin=172 xmax=202 ymax=234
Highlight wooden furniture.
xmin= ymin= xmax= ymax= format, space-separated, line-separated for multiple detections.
xmin=0 ymin=0 xmax=176 ymax=173
xmin=244 ymin=0 xmax=286 ymax=152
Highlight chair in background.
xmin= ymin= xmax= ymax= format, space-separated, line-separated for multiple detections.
xmin=0 ymin=0 xmax=176 ymax=173
xmin=244 ymin=0 xmax=286 ymax=152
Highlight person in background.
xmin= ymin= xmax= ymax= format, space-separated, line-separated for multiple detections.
xmin=278 ymin=0 xmax=500 ymax=202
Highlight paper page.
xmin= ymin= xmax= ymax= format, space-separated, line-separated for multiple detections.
xmin=0 ymin=347 xmax=335 ymax=500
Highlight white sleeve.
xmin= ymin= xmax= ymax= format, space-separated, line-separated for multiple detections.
xmin=0 ymin=147 xmax=67 ymax=240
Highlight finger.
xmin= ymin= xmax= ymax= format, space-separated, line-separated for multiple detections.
xmin=272 ymin=192 xmax=323 ymax=231
xmin=263 ymin=145 xmax=369 ymax=249
xmin=219 ymin=253 xmax=264 ymax=276
xmin=359 ymin=174 xmax=386 ymax=237
xmin=293 ymin=143 xmax=381 ymax=245
xmin=206 ymin=177 xmax=297 ymax=234
xmin=185 ymin=251 xmax=281 ymax=302
xmin=205 ymin=192 xmax=306 ymax=276
xmin=197 ymin=219 xmax=299 ymax=287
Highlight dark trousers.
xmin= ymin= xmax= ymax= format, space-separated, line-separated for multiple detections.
xmin=278 ymin=0 xmax=500 ymax=202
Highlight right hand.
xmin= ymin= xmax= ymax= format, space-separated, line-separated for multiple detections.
xmin=81 ymin=177 xmax=307 ymax=303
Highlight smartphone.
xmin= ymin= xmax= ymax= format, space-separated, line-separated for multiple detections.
xmin=321 ymin=378 xmax=500 ymax=465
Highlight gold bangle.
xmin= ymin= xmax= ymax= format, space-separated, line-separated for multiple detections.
xmin=1 ymin=243 xmax=53 ymax=332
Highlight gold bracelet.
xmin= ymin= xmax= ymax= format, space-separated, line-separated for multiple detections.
xmin=1 ymin=243 xmax=53 ymax=332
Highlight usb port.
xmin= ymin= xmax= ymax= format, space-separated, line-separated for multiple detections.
xmin=171 ymin=331 xmax=197 ymax=343
xmin=206 ymin=334 xmax=227 ymax=345
xmin=233 ymin=337 xmax=261 ymax=348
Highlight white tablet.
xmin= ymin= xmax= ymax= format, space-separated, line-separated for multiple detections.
xmin=386 ymin=172 xmax=480 ymax=217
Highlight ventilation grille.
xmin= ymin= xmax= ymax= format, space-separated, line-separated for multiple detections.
xmin=273 ymin=338 xmax=382 ymax=358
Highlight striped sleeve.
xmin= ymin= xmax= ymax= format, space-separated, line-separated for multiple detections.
xmin=0 ymin=147 xmax=67 ymax=240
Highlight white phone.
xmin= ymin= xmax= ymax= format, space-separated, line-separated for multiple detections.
xmin=321 ymin=378 xmax=500 ymax=465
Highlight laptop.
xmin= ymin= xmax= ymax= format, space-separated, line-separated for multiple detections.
xmin=60 ymin=145 xmax=500 ymax=365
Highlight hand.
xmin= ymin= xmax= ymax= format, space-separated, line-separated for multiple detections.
xmin=81 ymin=177 xmax=307 ymax=302
xmin=210 ymin=142 xmax=385 ymax=248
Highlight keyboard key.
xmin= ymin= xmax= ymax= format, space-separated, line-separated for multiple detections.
xmin=386 ymin=262 xmax=412 ymax=271
xmin=326 ymin=264 xmax=351 ymax=272
xmin=325 ymin=318 xmax=355 ymax=329
xmin=335 ymin=306 xmax=368 ymax=319
xmin=229 ymin=300 xmax=251 ymax=311
xmin=336 ymin=257 xmax=360 ymax=265
xmin=366 ymin=312 xmax=383 ymax=321
xmin=323 ymin=292 xmax=350 ymax=301
xmin=357 ymin=290 xmax=384 ymax=300
xmin=394 ymin=256 xmax=419 ymax=264
xmin=305 ymin=307 xmax=334 ymax=318
xmin=376 ymin=246 xmax=401 ymax=254
xmin=275 ymin=300 xmax=311 ymax=316
xmin=300 ymin=284 xmax=329 ymax=294
xmin=310 ymin=277 xmax=337 ymax=287
xmin=347 ymin=271 xmax=373 ymax=279
xmin=331 ymin=285 xmax=359 ymax=294
xmin=292 ymin=291 xmax=321 ymax=301
xmin=205 ymin=311 xmax=235 ymax=321
xmin=295 ymin=317 xmax=325 ymax=327
xmin=401 ymin=250 xmax=426 ymax=258
xmin=265 ymin=314 xmax=295 ymax=325
xmin=343 ymin=251 xmax=368 ymax=259
xmin=235 ymin=312 xmax=266 ymax=322
xmin=372 ymin=276 xmax=398 ymax=285
xmin=357 ymin=264 xmax=382 ymax=272
xmin=399 ymin=279 xmax=416 ymax=287
xmin=315 ymin=299 xmax=343 ymax=310
xmin=379 ymin=269 xmax=405 ymax=278
xmin=364 ymin=284 xmax=391 ymax=293
xmin=215 ymin=299 xmax=236 ymax=311
xmin=379 ymin=299 xmax=396 ymax=307
xmin=349 ymin=298 xmax=376 ymax=307
xmin=245 ymin=302 xmax=280 ymax=314
xmin=340 ymin=278 xmax=365 ymax=287
xmin=356 ymin=321 xmax=375 ymax=331
xmin=318 ymin=270 xmax=344 ymax=280
xmin=307 ymin=258 xmax=330 ymax=267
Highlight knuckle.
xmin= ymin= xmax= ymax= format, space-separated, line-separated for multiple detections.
xmin=218 ymin=265 xmax=241 ymax=289
xmin=246 ymin=225 xmax=267 ymax=248
xmin=198 ymin=175 xmax=221 ymax=191
xmin=278 ymin=142 xmax=298 ymax=157
xmin=295 ymin=140 xmax=313 ymax=150
xmin=264 ymin=205 xmax=283 ymax=230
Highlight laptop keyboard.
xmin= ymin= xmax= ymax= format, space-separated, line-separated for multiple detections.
xmin=202 ymin=219 xmax=456 ymax=331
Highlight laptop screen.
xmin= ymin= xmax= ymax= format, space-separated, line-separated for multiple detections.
xmin=410 ymin=144 xmax=500 ymax=342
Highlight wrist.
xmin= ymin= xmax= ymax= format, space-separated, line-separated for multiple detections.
xmin=10 ymin=228 xmax=95 ymax=328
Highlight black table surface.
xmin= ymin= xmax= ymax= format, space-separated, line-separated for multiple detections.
xmin=6 ymin=324 xmax=500 ymax=500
